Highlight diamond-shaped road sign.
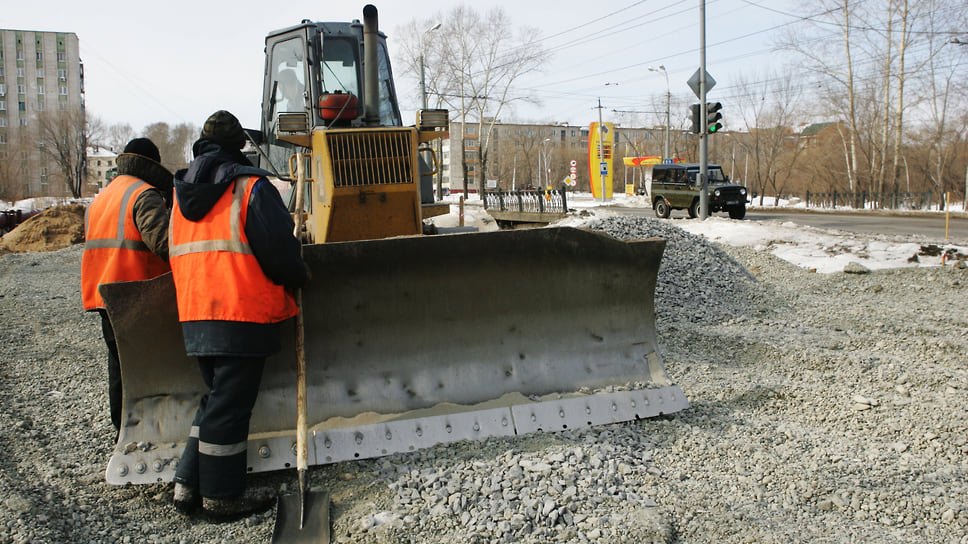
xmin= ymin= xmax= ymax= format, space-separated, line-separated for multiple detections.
xmin=687 ymin=68 xmax=716 ymax=99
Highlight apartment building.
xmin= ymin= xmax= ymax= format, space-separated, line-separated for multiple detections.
xmin=0 ymin=29 xmax=84 ymax=198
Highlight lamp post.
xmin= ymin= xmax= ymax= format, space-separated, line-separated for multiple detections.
xmin=419 ymin=22 xmax=441 ymax=199
xmin=649 ymin=65 xmax=671 ymax=160
xmin=419 ymin=23 xmax=441 ymax=110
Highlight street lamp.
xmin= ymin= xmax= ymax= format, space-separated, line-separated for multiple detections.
xmin=648 ymin=65 xmax=671 ymax=160
xmin=542 ymin=138 xmax=552 ymax=188
xmin=419 ymin=23 xmax=441 ymax=110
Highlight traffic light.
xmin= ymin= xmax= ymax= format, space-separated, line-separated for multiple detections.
xmin=689 ymin=104 xmax=702 ymax=134
xmin=706 ymin=102 xmax=723 ymax=133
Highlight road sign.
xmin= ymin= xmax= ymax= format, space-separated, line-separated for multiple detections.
xmin=687 ymin=68 xmax=716 ymax=99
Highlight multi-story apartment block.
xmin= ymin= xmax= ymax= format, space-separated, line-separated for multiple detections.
xmin=0 ymin=29 xmax=84 ymax=198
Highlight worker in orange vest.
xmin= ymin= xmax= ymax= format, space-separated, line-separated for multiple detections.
xmin=81 ymin=138 xmax=172 ymax=439
xmin=169 ymin=111 xmax=308 ymax=518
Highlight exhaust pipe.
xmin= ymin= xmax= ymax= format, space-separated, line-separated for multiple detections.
xmin=362 ymin=4 xmax=380 ymax=127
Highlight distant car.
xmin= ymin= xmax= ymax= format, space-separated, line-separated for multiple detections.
xmin=650 ymin=163 xmax=748 ymax=219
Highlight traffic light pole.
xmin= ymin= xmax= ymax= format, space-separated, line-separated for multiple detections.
xmin=699 ymin=0 xmax=709 ymax=220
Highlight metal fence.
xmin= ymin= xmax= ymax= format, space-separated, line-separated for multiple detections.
xmin=483 ymin=185 xmax=569 ymax=214
xmin=804 ymin=191 xmax=935 ymax=210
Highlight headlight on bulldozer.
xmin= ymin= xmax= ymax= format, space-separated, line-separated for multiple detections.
xmin=740 ymin=188 xmax=747 ymax=196
xmin=714 ymin=189 xmax=721 ymax=197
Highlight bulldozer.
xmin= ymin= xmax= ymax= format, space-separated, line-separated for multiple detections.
xmin=100 ymin=5 xmax=688 ymax=487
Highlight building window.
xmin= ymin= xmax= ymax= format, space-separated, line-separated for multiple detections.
xmin=37 ymin=85 xmax=44 ymax=95
xmin=18 ymin=102 xmax=25 ymax=112
xmin=0 ymin=102 xmax=5 ymax=111
xmin=0 ymin=67 xmax=4 ymax=77
xmin=59 ymin=86 xmax=68 ymax=96
xmin=57 ymin=52 xmax=66 ymax=62
xmin=17 ymin=68 xmax=25 ymax=78
xmin=16 ymin=50 xmax=24 ymax=61
xmin=0 ymin=118 xmax=6 ymax=128
xmin=37 ymin=101 xmax=44 ymax=111
xmin=0 ymin=84 xmax=5 ymax=96
xmin=36 ymin=51 xmax=43 ymax=61
xmin=19 ymin=118 xmax=28 ymax=127
xmin=58 ymin=69 xmax=67 ymax=81
xmin=17 ymin=85 xmax=25 ymax=95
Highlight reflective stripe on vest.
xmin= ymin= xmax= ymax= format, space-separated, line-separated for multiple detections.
xmin=169 ymin=180 xmax=253 ymax=258
xmin=81 ymin=175 xmax=170 ymax=310
xmin=169 ymin=176 xmax=297 ymax=324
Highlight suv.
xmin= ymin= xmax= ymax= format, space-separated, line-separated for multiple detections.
xmin=649 ymin=163 xmax=748 ymax=219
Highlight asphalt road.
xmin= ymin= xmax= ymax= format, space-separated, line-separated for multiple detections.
xmin=746 ymin=209 xmax=968 ymax=244
xmin=612 ymin=205 xmax=968 ymax=244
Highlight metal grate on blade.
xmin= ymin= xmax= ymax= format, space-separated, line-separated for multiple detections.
xmin=326 ymin=130 xmax=414 ymax=188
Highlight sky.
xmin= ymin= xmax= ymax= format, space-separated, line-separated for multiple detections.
xmin=4 ymin=0 xmax=797 ymax=134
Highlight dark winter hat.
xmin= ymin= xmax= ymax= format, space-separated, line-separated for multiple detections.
xmin=122 ymin=138 xmax=161 ymax=163
xmin=200 ymin=110 xmax=246 ymax=150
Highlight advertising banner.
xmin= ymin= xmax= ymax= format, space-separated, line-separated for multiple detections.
xmin=588 ymin=122 xmax=614 ymax=199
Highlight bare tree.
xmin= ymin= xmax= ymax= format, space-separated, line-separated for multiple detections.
xmin=34 ymin=108 xmax=101 ymax=198
xmin=731 ymin=70 xmax=806 ymax=205
xmin=399 ymin=7 xmax=549 ymax=196
xmin=142 ymin=122 xmax=196 ymax=170
xmin=106 ymin=123 xmax=136 ymax=153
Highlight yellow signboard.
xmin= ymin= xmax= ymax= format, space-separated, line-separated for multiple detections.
xmin=588 ymin=122 xmax=614 ymax=199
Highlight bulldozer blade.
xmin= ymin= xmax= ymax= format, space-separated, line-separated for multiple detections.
xmin=102 ymin=226 xmax=688 ymax=485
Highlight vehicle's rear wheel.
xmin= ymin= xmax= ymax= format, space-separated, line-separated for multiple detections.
xmin=654 ymin=198 xmax=671 ymax=218
xmin=688 ymin=199 xmax=701 ymax=219
xmin=728 ymin=205 xmax=746 ymax=220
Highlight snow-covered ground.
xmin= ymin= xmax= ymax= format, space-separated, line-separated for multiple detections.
xmin=6 ymin=191 xmax=967 ymax=274
xmin=433 ymin=192 xmax=968 ymax=274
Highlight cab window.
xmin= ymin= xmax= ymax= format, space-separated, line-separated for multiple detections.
xmin=320 ymin=37 xmax=359 ymax=97
xmin=264 ymin=36 xmax=307 ymax=179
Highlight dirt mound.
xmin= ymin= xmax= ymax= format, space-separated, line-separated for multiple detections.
xmin=0 ymin=204 xmax=86 ymax=254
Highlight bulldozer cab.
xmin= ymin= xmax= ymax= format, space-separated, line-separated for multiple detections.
xmin=260 ymin=20 xmax=403 ymax=179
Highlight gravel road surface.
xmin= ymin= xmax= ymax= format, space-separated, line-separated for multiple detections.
xmin=0 ymin=215 xmax=965 ymax=543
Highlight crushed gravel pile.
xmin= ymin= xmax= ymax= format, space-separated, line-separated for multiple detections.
xmin=0 ymin=215 xmax=965 ymax=543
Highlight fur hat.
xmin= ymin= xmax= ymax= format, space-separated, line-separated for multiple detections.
xmin=200 ymin=110 xmax=246 ymax=150
xmin=122 ymin=138 xmax=161 ymax=163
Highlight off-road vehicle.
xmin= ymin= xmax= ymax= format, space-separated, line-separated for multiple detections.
xmin=650 ymin=163 xmax=748 ymax=219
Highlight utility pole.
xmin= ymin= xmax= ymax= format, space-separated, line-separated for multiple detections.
xmin=419 ymin=23 xmax=442 ymax=200
xmin=419 ymin=23 xmax=441 ymax=110
xmin=649 ymin=66 xmax=671 ymax=160
xmin=698 ymin=0 xmax=709 ymax=220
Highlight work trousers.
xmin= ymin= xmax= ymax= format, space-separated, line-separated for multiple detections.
xmin=172 ymin=355 xmax=265 ymax=498
xmin=97 ymin=310 xmax=122 ymax=437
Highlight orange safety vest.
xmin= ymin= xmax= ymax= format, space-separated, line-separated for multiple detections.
xmin=81 ymin=175 xmax=171 ymax=310
xmin=168 ymin=175 xmax=297 ymax=324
